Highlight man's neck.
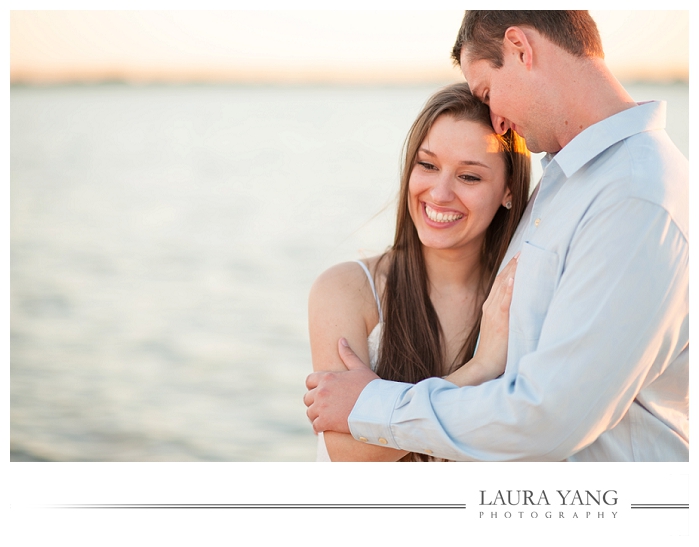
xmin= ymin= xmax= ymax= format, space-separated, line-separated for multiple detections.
xmin=551 ymin=56 xmax=637 ymax=150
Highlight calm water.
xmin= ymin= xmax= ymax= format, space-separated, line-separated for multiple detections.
xmin=10 ymin=82 xmax=689 ymax=461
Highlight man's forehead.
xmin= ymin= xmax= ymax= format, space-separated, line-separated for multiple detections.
xmin=459 ymin=51 xmax=490 ymax=92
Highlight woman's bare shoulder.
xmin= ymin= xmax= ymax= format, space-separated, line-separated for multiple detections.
xmin=309 ymin=256 xmax=386 ymax=328
xmin=310 ymin=260 xmax=369 ymax=297
xmin=313 ymin=255 xmax=387 ymax=291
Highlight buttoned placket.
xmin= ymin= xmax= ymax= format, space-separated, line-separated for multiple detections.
xmin=525 ymin=156 xmax=566 ymax=243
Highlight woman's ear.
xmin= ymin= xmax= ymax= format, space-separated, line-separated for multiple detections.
xmin=502 ymin=187 xmax=513 ymax=209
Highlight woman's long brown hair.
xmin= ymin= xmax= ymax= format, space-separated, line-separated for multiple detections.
xmin=375 ymin=82 xmax=530 ymax=389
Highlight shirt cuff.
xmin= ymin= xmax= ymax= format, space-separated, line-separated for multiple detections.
xmin=347 ymin=378 xmax=411 ymax=449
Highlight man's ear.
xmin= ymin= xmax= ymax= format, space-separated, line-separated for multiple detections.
xmin=503 ymin=26 xmax=533 ymax=70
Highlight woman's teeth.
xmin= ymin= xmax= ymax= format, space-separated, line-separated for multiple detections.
xmin=425 ymin=204 xmax=463 ymax=223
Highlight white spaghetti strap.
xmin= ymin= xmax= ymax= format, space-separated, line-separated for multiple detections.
xmin=355 ymin=260 xmax=384 ymax=323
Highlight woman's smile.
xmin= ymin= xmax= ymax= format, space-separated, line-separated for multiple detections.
xmin=423 ymin=202 xmax=465 ymax=225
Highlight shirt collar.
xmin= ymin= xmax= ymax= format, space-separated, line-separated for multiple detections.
xmin=543 ymin=101 xmax=667 ymax=179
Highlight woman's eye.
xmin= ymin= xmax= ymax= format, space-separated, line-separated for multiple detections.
xmin=460 ymin=174 xmax=481 ymax=184
xmin=418 ymin=161 xmax=437 ymax=171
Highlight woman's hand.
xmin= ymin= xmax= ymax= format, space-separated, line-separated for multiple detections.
xmin=444 ymin=253 xmax=518 ymax=387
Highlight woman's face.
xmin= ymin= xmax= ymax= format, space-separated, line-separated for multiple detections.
xmin=408 ymin=115 xmax=511 ymax=255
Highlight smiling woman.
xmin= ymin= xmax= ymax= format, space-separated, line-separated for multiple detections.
xmin=307 ymin=82 xmax=530 ymax=461
xmin=410 ymin=116 xmax=510 ymax=255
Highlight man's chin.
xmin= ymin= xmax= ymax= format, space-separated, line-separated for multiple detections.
xmin=520 ymin=135 xmax=544 ymax=155
xmin=518 ymin=132 xmax=561 ymax=155
xmin=526 ymin=144 xmax=544 ymax=154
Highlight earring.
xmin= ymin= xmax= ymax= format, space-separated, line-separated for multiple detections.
xmin=505 ymin=201 xmax=512 ymax=210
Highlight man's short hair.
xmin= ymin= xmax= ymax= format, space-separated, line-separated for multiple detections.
xmin=452 ymin=10 xmax=604 ymax=68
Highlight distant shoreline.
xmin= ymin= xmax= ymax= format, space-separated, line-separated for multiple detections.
xmin=10 ymin=77 xmax=690 ymax=88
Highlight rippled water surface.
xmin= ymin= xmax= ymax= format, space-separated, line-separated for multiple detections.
xmin=10 ymin=82 xmax=688 ymax=461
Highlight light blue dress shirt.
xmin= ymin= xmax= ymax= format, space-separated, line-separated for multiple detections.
xmin=348 ymin=101 xmax=689 ymax=461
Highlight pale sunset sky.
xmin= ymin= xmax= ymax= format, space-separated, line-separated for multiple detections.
xmin=10 ymin=9 xmax=690 ymax=84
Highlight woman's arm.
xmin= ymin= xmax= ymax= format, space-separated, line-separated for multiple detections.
xmin=308 ymin=261 xmax=408 ymax=461
xmin=445 ymin=254 xmax=518 ymax=387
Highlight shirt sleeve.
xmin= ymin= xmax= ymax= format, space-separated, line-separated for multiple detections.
xmin=347 ymin=198 xmax=689 ymax=461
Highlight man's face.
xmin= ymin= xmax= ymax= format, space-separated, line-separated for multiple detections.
xmin=460 ymin=48 xmax=550 ymax=154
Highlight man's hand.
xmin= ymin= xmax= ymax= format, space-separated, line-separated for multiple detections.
xmin=304 ymin=338 xmax=380 ymax=434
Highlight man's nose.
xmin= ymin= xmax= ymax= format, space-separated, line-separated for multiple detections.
xmin=491 ymin=112 xmax=511 ymax=135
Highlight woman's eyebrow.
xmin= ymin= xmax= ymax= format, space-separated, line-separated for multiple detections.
xmin=418 ymin=148 xmax=491 ymax=169
xmin=459 ymin=160 xmax=490 ymax=169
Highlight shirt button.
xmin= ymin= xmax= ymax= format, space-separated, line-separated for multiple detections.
xmin=534 ymin=218 xmax=541 ymax=227
xmin=358 ymin=437 xmax=368 ymax=443
xmin=378 ymin=438 xmax=388 ymax=445
xmin=424 ymin=449 xmax=433 ymax=455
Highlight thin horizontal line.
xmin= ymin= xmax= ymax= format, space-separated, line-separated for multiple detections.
xmin=630 ymin=504 xmax=688 ymax=509
xmin=631 ymin=503 xmax=689 ymax=507
xmin=47 ymin=503 xmax=466 ymax=510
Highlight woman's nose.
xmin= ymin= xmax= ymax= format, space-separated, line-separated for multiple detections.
xmin=430 ymin=173 xmax=454 ymax=203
